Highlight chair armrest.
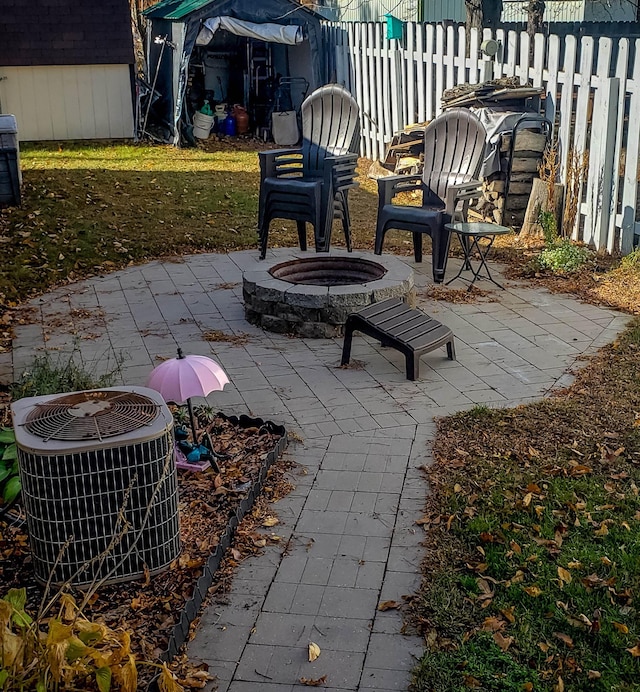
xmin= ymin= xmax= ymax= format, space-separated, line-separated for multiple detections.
xmin=444 ymin=179 xmax=483 ymax=216
xmin=259 ymin=148 xmax=303 ymax=179
xmin=377 ymin=174 xmax=423 ymax=205
xmin=325 ymin=153 xmax=359 ymax=192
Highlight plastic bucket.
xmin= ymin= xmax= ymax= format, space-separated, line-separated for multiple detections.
xmin=193 ymin=111 xmax=214 ymax=139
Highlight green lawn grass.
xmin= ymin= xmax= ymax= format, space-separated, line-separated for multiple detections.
xmin=0 ymin=140 xmax=392 ymax=306
xmin=410 ymin=322 xmax=640 ymax=691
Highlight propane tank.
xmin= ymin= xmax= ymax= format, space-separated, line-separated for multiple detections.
xmin=233 ymin=105 xmax=249 ymax=134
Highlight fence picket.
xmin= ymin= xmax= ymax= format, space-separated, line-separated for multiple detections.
xmin=518 ymin=32 xmax=529 ymax=84
xmin=324 ymin=21 xmax=638 ymax=254
xmin=445 ymin=25 xmax=456 ymax=90
xmin=456 ymin=25 xmax=467 ymax=86
xmin=373 ymin=24 xmax=385 ymax=159
xmin=468 ymin=27 xmax=480 ymax=83
xmin=545 ymin=35 xmax=560 ymax=130
xmin=417 ymin=24 xmax=427 ymax=122
xmin=609 ymin=38 xmax=630 ymax=252
xmin=435 ymin=25 xmax=445 ymax=115
xmin=532 ymin=34 xmax=545 ymax=88
xmin=506 ymin=30 xmax=518 ymax=77
xmin=558 ymin=35 xmax=577 ymax=177
xmin=619 ymin=40 xmax=640 ymax=254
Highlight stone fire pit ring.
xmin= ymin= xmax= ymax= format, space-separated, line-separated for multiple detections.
xmin=243 ymin=250 xmax=414 ymax=338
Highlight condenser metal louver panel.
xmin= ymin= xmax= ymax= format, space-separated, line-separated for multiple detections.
xmin=11 ymin=386 xmax=181 ymax=587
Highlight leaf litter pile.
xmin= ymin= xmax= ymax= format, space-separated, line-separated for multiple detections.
xmin=409 ymin=319 xmax=640 ymax=691
xmin=0 ymin=415 xmax=295 ymax=690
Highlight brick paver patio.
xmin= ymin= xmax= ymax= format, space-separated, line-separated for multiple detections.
xmin=7 ymin=249 xmax=630 ymax=691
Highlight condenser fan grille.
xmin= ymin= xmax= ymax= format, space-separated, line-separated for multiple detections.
xmin=24 ymin=390 xmax=160 ymax=441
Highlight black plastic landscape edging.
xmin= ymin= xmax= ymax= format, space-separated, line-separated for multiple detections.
xmin=159 ymin=412 xmax=287 ymax=665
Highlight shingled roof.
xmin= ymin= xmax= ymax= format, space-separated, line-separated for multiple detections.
xmin=0 ymin=0 xmax=134 ymax=67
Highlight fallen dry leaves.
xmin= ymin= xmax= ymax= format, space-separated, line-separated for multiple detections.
xmin=0 ymin=415 xmax=294 ymax=689
xmin=308 ymin=642 xmax=321 ymax=662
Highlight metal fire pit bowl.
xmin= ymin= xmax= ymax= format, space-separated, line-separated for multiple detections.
xmin=243 ymin=251 xmax=414 ymax=338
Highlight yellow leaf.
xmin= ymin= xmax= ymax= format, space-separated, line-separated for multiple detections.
xmin=523 ymin=585 xmax=542 ymax=597
xmin=557 ymin=567 xmax=572 ymax=585
xmin=595 ymin=524 xmax=609 ymax=537
xmin=77 ymin=620 xmax=107 ymax=646
xmin=158 ymin=663 xmax=185 ymax=692
xmin=47 ymin=619 xmax=73 ymax=645
xmin=554 ymin=676 xmax=565 ymax=692
xmin=500 ymin=606 xmax=516 ymax=623
xmin=510 ymin=570 xmax=525 ymax=585
xmin=568 ymin=561 xmax=582 ymax=569
xmin=522 ymin=492 xmax=533 ymax=507
xmin=0 ymin=629 xmax=23 ymax=668
xmin=538 ymin=642 xmax=550 ymax=653
xmin=587 ymin=670 xmax=602 ymax=680
xmin=613 ymin=622 xmax=629 ymax=634
xmin=308 ymin=642 xmax=321 ymax=662
xmin=522 ymin=683 xmax=534 ymax=691
xmin=262 ymin=516 xmax=279 ymax=527
xmin=510 ymin=540 xmax=522 ymax=555
xmin=121 ymin=654 xmax=138 ymax=692
xmin=627 ymin=644 xmax=640 ymax=657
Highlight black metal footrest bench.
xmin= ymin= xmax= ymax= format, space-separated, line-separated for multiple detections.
xmin=341 ymin=298 xmax=456 ymax=380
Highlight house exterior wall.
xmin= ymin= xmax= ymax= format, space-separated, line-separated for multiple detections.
xmin=422 ymin=0 xmax=465 ymax=22
xmin=502 ymin=0 xmax=636 ymax=21
xmin=325 ymin=0 xmax=423 ymax=22
xmin=0 ymin=65 xmax=134 ymax=141
xmin=0 ymin=0 xmax=134 ymax=66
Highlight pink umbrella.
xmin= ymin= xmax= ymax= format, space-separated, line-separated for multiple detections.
xmin=146 ymin=348 xmax=229 ymax=443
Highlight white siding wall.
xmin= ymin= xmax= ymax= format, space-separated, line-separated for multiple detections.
xmin=0 ymin=64 xmax=134 ymax=141
xmin=422 ymin=0 xmax=465 ymax=23
xmin=502 ymin=0 xmax=586 ymax=22
xmin=328 ymin=0 xmax=421 ymax=22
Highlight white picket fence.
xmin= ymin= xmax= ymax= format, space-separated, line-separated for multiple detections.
xmin=322 ymin=22 xmax=640 ymax=254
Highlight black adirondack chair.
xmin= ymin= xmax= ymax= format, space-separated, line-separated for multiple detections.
xmin=258 ymin=84 xmax=360 ymax=259
xmin=374 ymin=109 xmax=487 ymax=283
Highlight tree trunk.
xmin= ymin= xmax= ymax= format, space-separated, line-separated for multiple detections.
xmin=465 ymin=0 xmax=483 ymax=47
xmin=526 ymin=0 xmax=546 ymax=40
xmin=520 ymin=179 xmax=563 ymax=245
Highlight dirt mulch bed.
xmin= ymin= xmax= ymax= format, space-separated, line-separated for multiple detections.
xmin=0 ymin=415 xmax=295 ymax=690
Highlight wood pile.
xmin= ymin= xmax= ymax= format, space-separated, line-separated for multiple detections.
xmin=442 ymin=77 xmax=543 ymax=109
xmin=468 ymin=126 xmax=548 ymax=227
xmin=380 ymin=125 xmax=428 ymax=174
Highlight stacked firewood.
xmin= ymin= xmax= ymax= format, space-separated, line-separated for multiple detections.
xmin=468 ymin=127 xmax=548 ymax=227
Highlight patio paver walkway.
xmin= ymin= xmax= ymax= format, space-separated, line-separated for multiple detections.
xmin=7 ymin=249 xmax=630 ymax=692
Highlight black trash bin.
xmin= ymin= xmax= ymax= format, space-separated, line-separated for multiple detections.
xmin=0 ymin=115 xmax=21 ymax=207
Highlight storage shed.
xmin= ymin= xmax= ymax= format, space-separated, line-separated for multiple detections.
xmin=142 ymin=0 xmax=326 ymax=144
xmin=0 ymin=0 xmax=135 ymax=141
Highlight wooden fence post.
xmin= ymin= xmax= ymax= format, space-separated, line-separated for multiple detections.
xmin=584 ymin=77 xmax=619 ymax=251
